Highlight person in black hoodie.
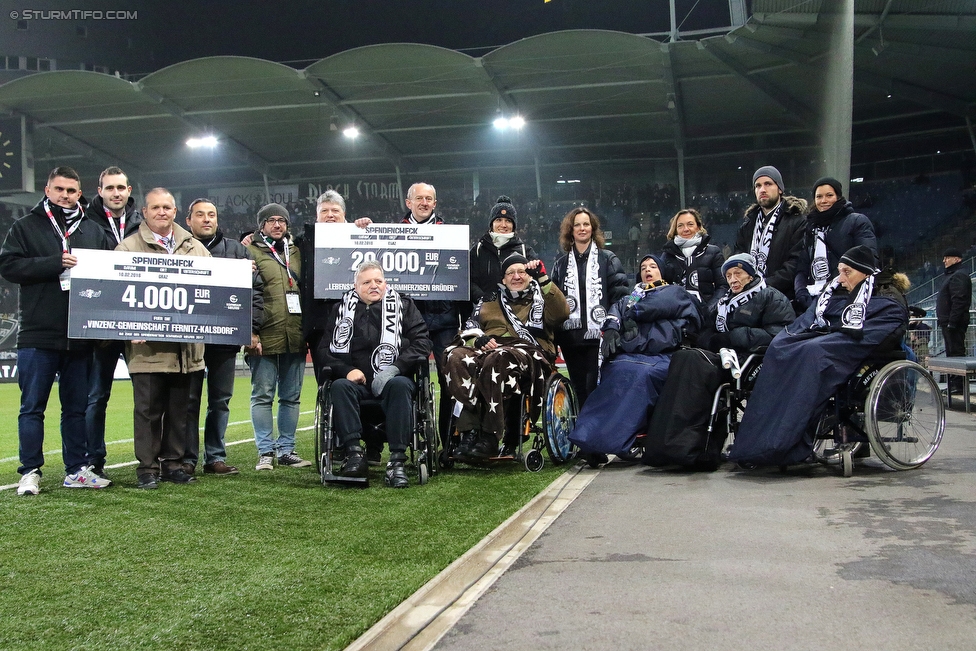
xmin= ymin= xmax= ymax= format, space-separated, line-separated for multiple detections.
xmin=83 ymin=166 xmax=143 ymax=478
xmin=937 ymin=247 xmax=972 ymax=393
xmin=183 ymin=199 xmax=265 ymax=475
xmin=550 ymin=207 xmax=629 ymax=405
xmin=660 ymin=208 xmax=727 ymax=309
xmin=793 ymin=177 xmax=877 ymax=312
xmin=469 ymin=196 xmax=538 ymax=307
xmin=0 ymin=166 xmax=114 ymax=495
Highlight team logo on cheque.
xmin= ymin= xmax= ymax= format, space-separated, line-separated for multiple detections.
xmin=371 ymin=343 xmax=399 ymax=372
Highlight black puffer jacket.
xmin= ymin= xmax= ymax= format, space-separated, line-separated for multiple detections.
xmin=469 ymin=231 xmax=538 ymax=305
xmin=550 ymin=245 xmax=630 ymax=348
xmin=660 ymin=233 xmax=727 ymax=308
xmin=794 ymin=201 xmax=877 ymax=310
xmin=0 ymin=198 xmax=113 ymax=350
xmin=937 ymin=261 xmax=972 ymax=329
xmin=696 ymin=279 xmax=795 ymax=356
xmin=734 ymin=196 xmax=807 ymax=300
xmin=198 ymin=230 xmax=265 ymax=351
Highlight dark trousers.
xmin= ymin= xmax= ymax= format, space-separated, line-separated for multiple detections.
xmin=330 ymin=376 xmax=415 ymax=452
xmin=85 ymin=340 xmax=125 ymax=469
xmin=561 ymin=343 xmax=599 ymax=407
xmin=185 ymin=347 xmax=239 ymax=466
xmin=17 ymin=347 xmax=91 ymax=476
xmin=942 ymin=325 xmax=968 ymax=392
xmin=131 ymin=371 xmax=201 ymax=476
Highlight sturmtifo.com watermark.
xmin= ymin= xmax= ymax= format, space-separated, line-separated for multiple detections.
xmin=10 ymin=9 xmax=138 ymax=20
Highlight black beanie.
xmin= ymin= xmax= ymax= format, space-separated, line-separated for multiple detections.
xmin=257 ymin=203 xmax=289 ymax=227
xmin=501 ymin=252 xmax=528 ymax=274
xmin=489 ymin=195 xmax=517 ymax=229
xmin=839 ymin=245 xmax=879 ymax=275
xmin=813 ymin=176 xmax=844 ymax=199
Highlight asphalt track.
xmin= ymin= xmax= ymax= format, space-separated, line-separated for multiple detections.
xmin=356 ymin=405 xmax=976 ymax=651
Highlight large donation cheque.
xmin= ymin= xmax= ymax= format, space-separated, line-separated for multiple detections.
xmin=313 ymin=223 xmax=469 ymax=300
xmin=67 ymin=249 xmax=252 ymax=346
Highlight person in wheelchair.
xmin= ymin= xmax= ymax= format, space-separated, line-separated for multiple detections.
xmin=642 ymin=253 xmax=795 ymax=470
xmin=443 ymin=253 xmax=569 ymax=462
xmin=569 ymin=254 xmax=704 ymax=463
xmin=728 ymin=245 xmax=910 ymax=468
xmin=316 ymin=261 xmax=431 ymax=487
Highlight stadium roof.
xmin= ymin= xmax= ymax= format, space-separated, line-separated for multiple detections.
xmin=0 ymin=0 xmax=973 ymax=198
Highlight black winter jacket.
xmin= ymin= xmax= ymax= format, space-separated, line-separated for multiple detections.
xmin=198 ymin=230 xmax=265 ymax=351
xmin=316 ymin=291 xmax=431 ymax=385
xmin=469 ymin=231 xmax=538 ymax=305
xmin=734 ymin=196 xmax=806 ymax=300
xmin=84 ymin=195 xmax=143 ymax=246
xmin=794 ymin=201 xmax=877 ymax=310
xmin=400 ymin=211 xmax=461 ymax=334
xmin=937 ymin=261 xmax=972 ymax=329
xmin=0 ymin=198 xmax=113 ymax=350
xmin=696 ymin=279 xmax=795 ymax=356
xmin=660 ymin=233 xmax=727 ymax=308
xmin=550 ymin=245 xmax=630 ymax=348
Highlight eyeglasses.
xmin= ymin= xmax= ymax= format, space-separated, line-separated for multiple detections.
xmin=264 ymin=218 xmax=287 ymax=225
xmin=504 ymin=269 xmax=527 ymax=278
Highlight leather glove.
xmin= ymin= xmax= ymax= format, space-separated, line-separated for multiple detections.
xmin=527 ymin=260 xmax=547 ymax=279
xmin=601 ymin=329 xmax=621 ymax=360
xmin=371 ymin=366 xmax=399 ymax=396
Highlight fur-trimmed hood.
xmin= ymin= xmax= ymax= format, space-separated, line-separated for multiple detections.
xmin=887 ymin=271 xmax=911 ymax=294
xmin=743 ymin=195 xmax=808 ymax=221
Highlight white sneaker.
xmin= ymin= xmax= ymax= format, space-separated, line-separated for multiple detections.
xmin=63 ymin=465 xmax=112 ymax=489
xmin=17 ymin=469 xmax=41 ymax=496
xmin=255 ymin=454 xmax=274 ymax=471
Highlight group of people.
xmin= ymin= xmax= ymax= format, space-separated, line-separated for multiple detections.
xmin=1 ymin=163 xmax=963 ymax=495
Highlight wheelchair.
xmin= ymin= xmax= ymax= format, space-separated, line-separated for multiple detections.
xmin=809 ymin=350 xmax=945 ymax=477
xmin=313 ymin=360 xmax=438 ymax=487
xmin=438 ymin=371 xmax=579 ymax=472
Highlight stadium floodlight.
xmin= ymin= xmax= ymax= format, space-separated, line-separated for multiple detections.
xmin=186 ymin=135 xmax=218 ymax=148
xmin=493 ymin=115 xmax=526 ymax=131
xmin=493 ymin=116 xmax=509 ymax=130
xmin=343 ymin=126 xmax=360 ymax=139
xmin=509 ymin=115 xmax=525 ymax=130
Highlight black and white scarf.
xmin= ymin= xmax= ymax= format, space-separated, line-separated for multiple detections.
xmin=807 ymin=228 xmax=831 ymax=294
xmin=330 ymin=287 xmax=403 ymax=373
xmin=715 ymin=278 xmax=766 ymax=332
xmin=749 ymin=202 xmax=782 ymax=276
xmin=498 ymin=280 xmax=545 ymax=345
xmin=812 ymin=275 xmax=874 ymax=334
xmin=562 ymin=243 xmax=604 ymax=339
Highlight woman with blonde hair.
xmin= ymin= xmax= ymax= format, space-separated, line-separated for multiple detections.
xmin=660 ymin=208 xmax=726 ymax=308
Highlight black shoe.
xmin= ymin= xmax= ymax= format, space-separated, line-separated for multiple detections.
xmin=136 ymin=474 xmax=159 ymax=490
xmin=366 ymin=447 xmax=383 ymax=466
xmin=499 ymin=444 xmax=517 ymax=458
xmin=385 ymin=454 xmax=409 ymax=488
xmin=467 ymin=433 xmax=499 ymax=460
xmin=584 ymin=452 xmax=609 ymax=468
xmin=160 ymin=469 xmax=197 ymax=484
xmin=453 ymin=430 xmax=477 ymax=459
xmin=339 ymin=445 xmax=368 ymax=478
xmin=93 ymin=466 xmax=110 ymax=480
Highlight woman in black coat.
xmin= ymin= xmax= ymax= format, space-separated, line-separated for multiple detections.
xmin=660 ymin=208 xmax=727 ymax=308
xmin=794 ymin=177 xmax=877 ymax=312
xmin=469 ymin=195 xmax=537 ymax=306
xmin=550 ymin=207 xmax=630 ymax=405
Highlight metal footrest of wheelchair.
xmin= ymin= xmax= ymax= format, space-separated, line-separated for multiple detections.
xmin=320 ymin=455 xmax=369 ymax=488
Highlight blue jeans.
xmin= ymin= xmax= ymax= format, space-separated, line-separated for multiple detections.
xmin=85 ymin=340 xmax=125 ymax=469
xmin=248 ymin=352 xmax=304 ymax=456
xmin=18 ymin=347 xmax=91 ymax=476
xmin=186 ymin=347 xmax=239 ymax=465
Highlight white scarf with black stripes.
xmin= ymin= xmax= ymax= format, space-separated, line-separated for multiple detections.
xmin=330 ymin=287 xmax=403 ymax=373
xmin=813 ymin=275 xmax=874 ymax=334
xmin=562 ymin=243 xmax=604 ymax=339
xmin=498 ymin=280 xmax=545 ymax=345
xmin=807 ymin=228 xmax=831 ymax=294
xmin=715 ymin=278 xmax=766 ymax=332
xmin=750 ymin=202 xmax=782 ymax=276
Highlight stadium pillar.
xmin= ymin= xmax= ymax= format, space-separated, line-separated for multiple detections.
xmin=676 ymin=147 xmax=686 ymax=208
xmin=472 ymin=171 xmax=480 ymax=203
xmin=262 ymin=174 xmax=271 ymax=204
xmin=534 ymin=155 xmax=542 ymax=200
xmin=395 ymin=165 xmax=403 ymax=205
xmin=819 ymin=0 xmax=854 ymax=184
xmin=967 ymin=117 xmax=976 ymax=156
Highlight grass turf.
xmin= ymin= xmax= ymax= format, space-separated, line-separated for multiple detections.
xmin=0 ymin=373 xmax=567 ymax=650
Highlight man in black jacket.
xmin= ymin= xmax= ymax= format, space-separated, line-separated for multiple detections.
xmin=317 ymin=261 xmax=431 ymax=488
xmin=183 ymin=199 xmax=265 ymax=475
xmin=84 ymin=166 xmax=143 ymax=478
xmin=937 ymin=247 xmax=972 ymax=393
xmin=0 ymin=166 xmax=114 ymax=495
xmin=734 ymin=166 xmax=806 ymax=303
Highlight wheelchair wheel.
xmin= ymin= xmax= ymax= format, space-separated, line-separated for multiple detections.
xmin=542 ymin=374 xmax=579 ymax=464
xmin=313 ymin=386 xmax=331 ymax=473
xmin=810 ymin=410 xmax=864 ymax=466
xmin=864 ymin=360 xmax=945 ymax=470
xmin=417 ymin=373 xmax=439 ymax=477
xmin=418 ymin=458 xmax=430 ymax=485
xmin=524 ymin=448 xmax=544 ymax=472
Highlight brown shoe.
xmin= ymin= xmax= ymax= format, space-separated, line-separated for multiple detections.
xmin=203 ymin=461 xmax=240 ymax=475
xmin=182 ymin=463 xmax=196 ymax=476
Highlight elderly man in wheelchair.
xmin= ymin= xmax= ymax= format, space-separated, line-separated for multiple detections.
xmin=727 ymin=245 xmax=927 ymax=469
xmin=443 ymin=253 xmax=569 ymax=463
xmin=315 ymin=260 xmax=431 ymax=488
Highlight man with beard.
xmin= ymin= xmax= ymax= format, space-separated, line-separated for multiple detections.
xmin=734 ymin=165 xmax=806 ymax=304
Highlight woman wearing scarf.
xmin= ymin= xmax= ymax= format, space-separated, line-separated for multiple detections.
xmin=444 ymin=253 xmax=569 ymax=461
xmin=550 ymin=208 xmax=629 ymax=406
xmin=642 ymin=253 xmax=794 ymax=470
xmin=660 ymin=208 xmax=727 ymax=308
xmin=793 ymin=177 xmax=877 ymax=312
xmin=469 ymin=195 xmax=538 ymax=307
xmin=728 ymin=245 xmax=909 ymax=467
xmin=569 ymin=254 xmax=703 ymax=462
